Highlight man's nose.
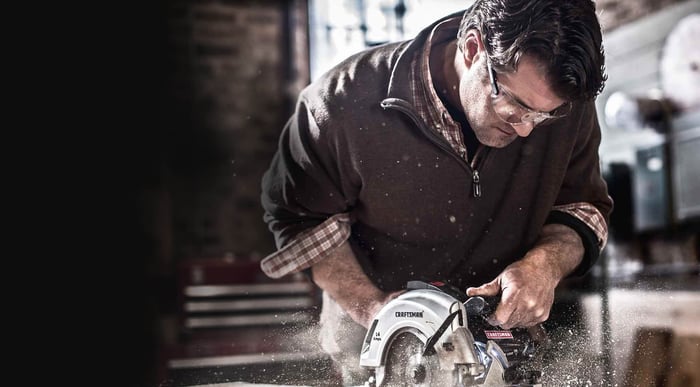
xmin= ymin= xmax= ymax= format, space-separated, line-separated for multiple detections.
xmin=513 ymin=121 xmax=535 ymax=137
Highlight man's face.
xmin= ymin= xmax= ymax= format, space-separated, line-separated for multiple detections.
xmin=459 ymin=50 xmax=566 ymax=148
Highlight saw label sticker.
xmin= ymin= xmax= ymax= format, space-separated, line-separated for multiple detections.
xmin=394 ymin=310 xmax=424 ymax=318
xmin=484 ymin=330 xmax=514 ymax=340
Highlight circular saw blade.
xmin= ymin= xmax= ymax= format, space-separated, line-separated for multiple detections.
xmin=382 ymin=331 xmax=452 ymax=387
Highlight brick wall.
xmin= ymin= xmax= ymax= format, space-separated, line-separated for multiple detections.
xmin=156 ymin=0 xmax=307 ymax=264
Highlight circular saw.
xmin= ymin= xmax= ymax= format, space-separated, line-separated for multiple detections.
xmin=360 ymin=281 xmax=546 ymax=387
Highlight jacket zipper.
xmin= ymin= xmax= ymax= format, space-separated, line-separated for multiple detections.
xmin=469 ymin=146 xmax=488 ymax=198
xmin=381 ymin=98 xmax=489 ymax=198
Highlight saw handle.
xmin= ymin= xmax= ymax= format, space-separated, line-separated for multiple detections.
xmin=464 ymin=295 xmax=500 ymax=317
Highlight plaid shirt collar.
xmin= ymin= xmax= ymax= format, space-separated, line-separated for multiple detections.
xmin=408 ymin=18 xmax=469 ymax=161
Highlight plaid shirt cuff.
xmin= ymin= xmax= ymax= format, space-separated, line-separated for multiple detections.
xmin=552 ymin=202 xmax=608 ymax=250
xmin=260 ymin=213 xmax=353 ymax=278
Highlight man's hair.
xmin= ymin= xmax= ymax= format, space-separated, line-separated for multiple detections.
xmin=457 ymin=0 xmax=607 ymax=101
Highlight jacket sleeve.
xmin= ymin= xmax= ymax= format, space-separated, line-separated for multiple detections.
xmin=546 ymin=101 xmax=613 ymax=277
xmin=260 ymin=93 xmax=355 ymax=278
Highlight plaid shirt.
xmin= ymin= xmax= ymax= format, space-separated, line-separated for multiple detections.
xmin=260 ymin=22 xmax=608 ymax=279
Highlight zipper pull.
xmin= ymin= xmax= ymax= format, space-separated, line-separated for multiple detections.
xmin=472 ymin=170 xmax=481 ymax=198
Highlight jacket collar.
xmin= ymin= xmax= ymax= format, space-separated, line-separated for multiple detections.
xmin=385 ymin=10 xmax=467 ymax=102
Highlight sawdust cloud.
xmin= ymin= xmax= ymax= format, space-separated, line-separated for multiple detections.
xmin=536 ymin=325 xmax=614 ymax=386
xmin=270 ymin=309 xmax=615 ymax=387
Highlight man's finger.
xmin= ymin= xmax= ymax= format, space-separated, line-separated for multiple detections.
xmin=501 ymin=302 xmax=551 ymax=328
xmin=466 ymin=280 xmax=500 ymax=297
xmin=491 ymin=299 xmax=517 ymax=328
xmin=526 ymin=306 xmax=550 ymax=326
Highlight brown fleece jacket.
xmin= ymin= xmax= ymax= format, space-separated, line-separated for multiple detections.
xmin=261 ymin=13 xmax=612 ymax=291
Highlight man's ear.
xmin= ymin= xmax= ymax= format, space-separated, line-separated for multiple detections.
xmin=462 ymin=29 xmax=484 ymax=67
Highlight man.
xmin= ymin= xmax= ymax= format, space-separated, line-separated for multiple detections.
xmin=260 ymin=0 xmax=612 ymax=384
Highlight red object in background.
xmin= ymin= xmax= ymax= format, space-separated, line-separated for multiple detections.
xmin=177 ymin=255 xmax=271 ymax=287
xmin=174 ymin=255 xmax=319 ymax=334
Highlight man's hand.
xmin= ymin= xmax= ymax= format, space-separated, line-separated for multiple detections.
xmin=466 ymin=223 xmax=585 ymax=329
xmin=312 ymin=240 xmax=403 ymax=328
xmin=466 ymin=258 xmax=558 ymax=328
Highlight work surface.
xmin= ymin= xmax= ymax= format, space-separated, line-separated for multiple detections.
xmin=579 ymin=280 xmax=700 ymax=386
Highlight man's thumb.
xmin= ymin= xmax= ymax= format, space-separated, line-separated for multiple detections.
xmin=466 ymin=280 xmax=500 ymax=297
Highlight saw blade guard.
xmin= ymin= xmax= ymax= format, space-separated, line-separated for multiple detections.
xmin=359 ymin=287 xmax=475 ymax=368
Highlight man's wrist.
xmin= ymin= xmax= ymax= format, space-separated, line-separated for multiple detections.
xmin=529 ymin=223 xmax=585 ymax=282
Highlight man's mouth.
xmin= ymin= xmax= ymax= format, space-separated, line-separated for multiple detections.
xmin=496 ymin=125 xmax=516 ymax=137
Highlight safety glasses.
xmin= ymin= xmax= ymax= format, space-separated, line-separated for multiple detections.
xmin=486 ymin=58 xmax=571 ymax=126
